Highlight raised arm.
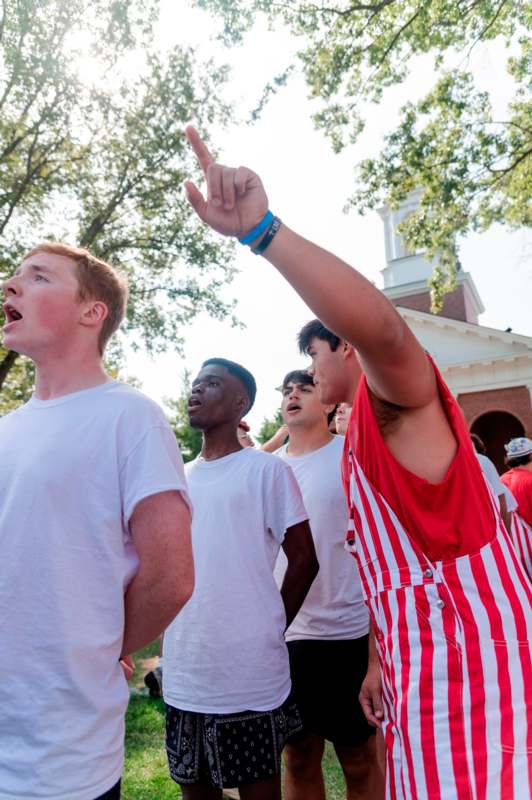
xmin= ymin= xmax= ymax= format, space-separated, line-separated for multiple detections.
xmin=184 ymin=127 xmax=436 ymax=409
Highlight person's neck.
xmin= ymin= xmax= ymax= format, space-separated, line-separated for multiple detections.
xmin=200 ymin=425 xmax=243 ymax=461
xmin=34 ymin=350 xmax=109 ymax=400
xmin=517 ymin=461 xmax=532 ymax=473
xmin=286 ymin=423 xmax=334 ymax=456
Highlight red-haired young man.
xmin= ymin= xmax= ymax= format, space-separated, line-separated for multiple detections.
xmin=0 ymin=243 xmax=194 ymax=800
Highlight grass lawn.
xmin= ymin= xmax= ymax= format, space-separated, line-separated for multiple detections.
xmin=123 ymin=643 xmax=346 ymax=799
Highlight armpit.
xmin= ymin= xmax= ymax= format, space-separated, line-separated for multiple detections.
xmin=369 ymin=390 xmax=402 ymax=435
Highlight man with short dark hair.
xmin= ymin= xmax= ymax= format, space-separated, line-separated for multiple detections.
xmin=163 ymin=357 xmax=319 ymax=800
xmin=184 ymin=126 xmax=531 ymax=799
xmin=274 ymin=370 xmax=382 ymax=800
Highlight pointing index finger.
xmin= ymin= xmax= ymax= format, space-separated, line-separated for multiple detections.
xmin=185 ymin=125 xmax=215 ymax=177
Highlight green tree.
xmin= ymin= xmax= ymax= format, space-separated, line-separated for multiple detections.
xmin=165 ymin=370 xmax=202 ymax=462
xmin=0 ymin=0 xmax=235 ymax=400
xmin=256 ymin=408 xmax=284 ymax=445
xmin=0 ymin=345 xmax=34 ymax=415
xmin=196 ymin=0 xmax=531 ymax=307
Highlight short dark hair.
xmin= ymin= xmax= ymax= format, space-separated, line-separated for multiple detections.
xmin=281 ymin=369 xmax=314 ymax=392
xmin=297 ymin=319 xmax=341 ymax=355
xmin=470 ymin=433 xmax=486 ymax=455
xmin=201 ymin=357 xmax=257 ymax=413
xmin=506 ymin=453 xmax=532 ymax=468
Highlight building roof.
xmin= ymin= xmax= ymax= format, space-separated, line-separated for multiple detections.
xmin=396 ymin=306 xmax=532 ymax=395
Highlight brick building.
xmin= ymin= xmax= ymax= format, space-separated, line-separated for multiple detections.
xmin=379 ymin=193 xmax=532 ymax=473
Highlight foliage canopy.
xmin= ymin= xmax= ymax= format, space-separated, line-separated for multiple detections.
xmin=196 ymin=0 xmax=531 ymax=307
xmin=0 ymin=0 xmax=235 ymax=400
xmin=256 ymin=408 xmax=284 ymax=445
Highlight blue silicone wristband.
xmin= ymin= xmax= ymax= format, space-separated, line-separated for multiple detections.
xmin=238 ymin=211 xmax=274 ymax=245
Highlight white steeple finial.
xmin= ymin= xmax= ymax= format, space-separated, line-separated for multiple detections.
xmin=377 ymin=188 xmax=484 ymax=322
xmin=378 ymin=188 xmax=435 ymax=290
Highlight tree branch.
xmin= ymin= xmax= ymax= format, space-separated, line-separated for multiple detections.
xmin=465 ymin=0 xmax=509 ymax=59
xmin=0 ymin=349 xmax=18 ymax=390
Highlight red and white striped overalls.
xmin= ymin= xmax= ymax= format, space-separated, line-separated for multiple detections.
xmin=509 ymin=512 xmax=532 ymax=582
xmin=342 ymin=442 xmax=532 ymax=799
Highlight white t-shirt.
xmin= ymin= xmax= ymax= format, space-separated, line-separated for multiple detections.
xmin=274 ymin=436 xmax=368 ymax=641
xmin=476 ymin=453 xmax=517 ymax=512
xmin=0 ymin=381 xmax=189 ymax=800
xmin=163 ymin=447 xmax=308 ymax=714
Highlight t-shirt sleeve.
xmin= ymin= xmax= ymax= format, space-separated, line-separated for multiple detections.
xmin=477 ymin=454 xmax=505 ymax=500
xmin=264 ymin=458 xmax=308 ymax=543
xmin=502 ymin=484 xmax=518 ymax=513
xmin=120 ymin=424 xmax=191 ymax=524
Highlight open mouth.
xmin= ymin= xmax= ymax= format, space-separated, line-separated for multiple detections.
xmin=3 ymin=304 xmax=23 ymax=324
xmin=188 ymin=397 xmax=202 ymax=411
xmin=286 ymin=403 xmax=301 ymax=412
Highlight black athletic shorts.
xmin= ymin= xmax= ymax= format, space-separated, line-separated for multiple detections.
xmin=287 ymin=635 xmax=375 ymax=747
xmin=165 ymin=696 xmax=302 ymax=789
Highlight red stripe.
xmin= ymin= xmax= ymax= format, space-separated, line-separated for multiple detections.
xmin=352 ymin=459 xmax=397 ymax=587
xmin=386 ymin=728 xmax=399 ymax=800
xmin=373 ymin=491 xmax=414 ymax=574
xmin=503 ymin=524 xmax=532 ymax=606
xmin=349 ymin=462 xmax=380 ymax=596
xmin=414 ymin=589 xmax=441 ymax=799
xmin=359 ymin=455 xmax=429 ymax=578
xmin=515 ymin=516 xmax=532 ymax=580
xmin=469 ymin=553 xmax=515 ymax=798
xmin=443 ymin=561 xmax=488 ymax=800
xmin=490 ymin=537 xmax=532 ymax=790
xmin=511 ymin=516 xmax=528 ymax=574
xmin=437 ymin=585 xmax=474 ymax=799
xmin=395 ymin=591 xmax=420 ymax=799
xmin=379 ymin=592 xmax=410 ymax=800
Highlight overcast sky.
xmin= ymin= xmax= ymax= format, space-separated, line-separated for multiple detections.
xmin=124 ymin=2 xmax=532 ymax=433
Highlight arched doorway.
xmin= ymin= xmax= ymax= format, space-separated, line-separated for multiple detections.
xmin=471 ymin=411 xmax=525 ymax=474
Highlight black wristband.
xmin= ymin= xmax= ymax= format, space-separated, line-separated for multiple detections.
xmin=251 ymin=216 xmax=282 ymax=255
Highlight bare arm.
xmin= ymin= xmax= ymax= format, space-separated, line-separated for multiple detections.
xmin=359 ymin=622 xmax=384 ymax=728
xmin=121 ymin=490 xmax=194 ymax=657
xmin=280 ymin=520 xmax=319 ymax=629
xmin=264 ymin=226 xmax=436 ymax=408
xmin=184 ymin=126 xmax=436 ymax=410
xmin=261 ymin=424 xmax=289 ymax=453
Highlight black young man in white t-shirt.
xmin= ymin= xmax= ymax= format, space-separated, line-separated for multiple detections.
xmin=163 ymin=357 xmax=319 ymax=800
xmin=274 ymin=369 xmax=383 ymax=800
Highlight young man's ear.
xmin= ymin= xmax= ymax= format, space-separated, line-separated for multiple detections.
xmin=80 ymin=300 xmax=109 ymax=329
xmin=236 ymin=393 xmax=249 ymax=416
xmin=340 ymin=340 xmax=355 ymax=360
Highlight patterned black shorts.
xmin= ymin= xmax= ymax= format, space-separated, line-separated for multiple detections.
xmin=165 ymin=697 xmax=302 ymax=789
